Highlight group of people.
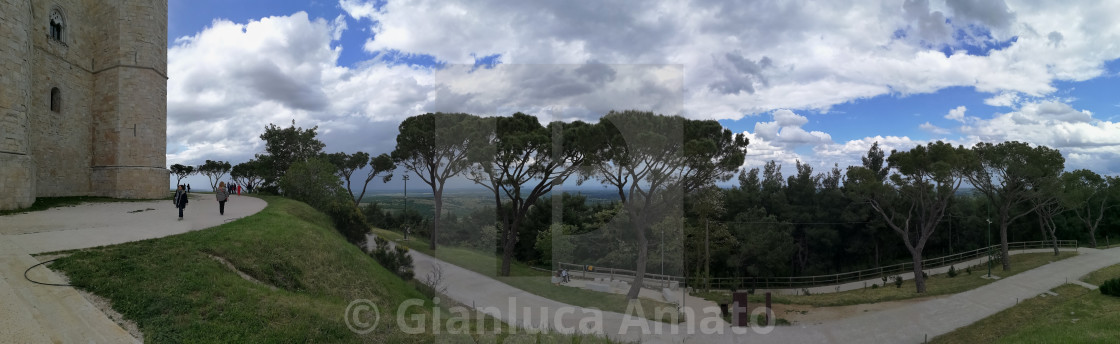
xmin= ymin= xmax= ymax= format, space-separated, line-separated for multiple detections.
xmin=172 ymin=181 xmax=242 ymax=220
xmin=555 ymin=268 xmax=571 ymax=284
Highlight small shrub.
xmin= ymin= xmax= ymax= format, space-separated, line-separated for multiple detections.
xmin=370 ymin=236 xmax=415 ymax=280
xmin=801 ymin=288 xmax=811 ymax=296
xmin=871 ymin=284 xmax=879 ymax=289
xmin=882 ymin=276 xmax=888 ymax=284
xmin=948 ymin=265 xmax=958 ymax=278
xmin=1102 ymin=278 xmax=1120 ymax=297
xmin=894 ymin=275 xmax=903 ymax=288
xmin=922 ymin=271 xmax=929 ymax=279
xmin=966 ymin=266 xmax=972 ymax=275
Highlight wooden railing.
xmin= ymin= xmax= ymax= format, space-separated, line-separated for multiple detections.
xmin=558 ymin=240 xmax=1077 ymax=290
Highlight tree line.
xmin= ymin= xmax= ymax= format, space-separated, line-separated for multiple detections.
xmin=171 ymin=112 xmax=1120 ymax=297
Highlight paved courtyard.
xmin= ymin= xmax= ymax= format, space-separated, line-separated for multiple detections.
xmin=0 ymin=194 xmax=266 ymax=344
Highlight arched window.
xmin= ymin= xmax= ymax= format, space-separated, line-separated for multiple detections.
xmin=51 ymin=87 xmax=61 ymax=113
xmin=49 ymin=10 xmax=65 ymax=42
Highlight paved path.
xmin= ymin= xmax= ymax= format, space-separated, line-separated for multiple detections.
xmin=0 ymin=193 xmax=266 ymax=344
xmin=389 ymin=236 xmax=1120 ymax=343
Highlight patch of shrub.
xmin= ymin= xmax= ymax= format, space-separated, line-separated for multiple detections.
xmin=1102 ymin=278 xmax=1120 ymax=297
xmin=370 ymin=236 xmax=415 ymax=280
xmin=966 ymin=266 xmax=972 ymax=275
xmin=871 ymin=284 xmax=879 ymax=289
xmin=279 ymin=158 xmax=370 ymax=245
xmin=801 ymin=288 xmax=811 ymax=296
xmin=948 ymin=265 xmax=958 ymax=278
xmin=894 ymin=275 xmax=903 ymax=288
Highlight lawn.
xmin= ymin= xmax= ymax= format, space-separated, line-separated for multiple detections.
xmin=930 ymin=283 xmax=1120 ymax=343
xmin=48 ymin=196 xmax=622 ymax=343
xmin=1081 ymin=263 xmax=1120 ymax=286
xmin=373 ymin=228 xmax=683 ymax=323
xmin=697 ymin=251 xmax=1077 ymax=307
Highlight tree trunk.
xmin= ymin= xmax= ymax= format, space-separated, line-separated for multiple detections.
xmin=500 ymin=221 xmax=517 ymax=276
xmin=999 ymin=222 xmax=1010 ymax=271
xmin=704 ymin=219 xmax=710 ymax=288
xmin=431 ymin=188 xmax=441 ymax=251
xmin=1051 ymin=231 xmax=1060 ymax=256
xmin=627 ymin=222 xmax=649 ymax=300
xmin=910 ymin=248 xmax=926 ymax=293
xmin=1085 ymin=217 xmax=1099 ymax=248
xmin=1040 ymin=215 xmax=1060 ymax=256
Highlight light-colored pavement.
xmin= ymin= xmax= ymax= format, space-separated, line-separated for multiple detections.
xmin=0 ymin=193 xmax=266 ymax=344
xmin=388 ymin=235 xmax=1120 ymax=343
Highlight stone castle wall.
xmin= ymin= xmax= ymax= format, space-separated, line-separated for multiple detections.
xmin=0 ymin=0 xmax=35 ymax=209
xmin=0 ymin=0 xmax=167 ymax=210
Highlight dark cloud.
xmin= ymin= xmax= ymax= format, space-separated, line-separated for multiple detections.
xmin=574 ymin=62 xmax=617 ymax=85
xmin=239 ymin=61 xmax=330 ymax=111
xmin=709 ymin=52 xmax=772 ymax=95
xmin=946 ymin=0 xmax=1015 ymax=30
xmin=903 ymin=0 xmax=952 ymax=45
xmin=1048 ymin=31 xmax=1063 ymax=47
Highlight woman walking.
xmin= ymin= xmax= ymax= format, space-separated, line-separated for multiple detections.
xmin=174 ymin=185 xmax=189 ymax=220
xmin=216 ymin=181 xmax=230 ymax=215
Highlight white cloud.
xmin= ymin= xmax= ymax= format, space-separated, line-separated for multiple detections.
xmin=739 ymin=131 xmax=807 ymax=169
xmin=945 ymin=105 xmax=968 ymax=122
xmin=752 ymin=110 xmax=832 ymax=148
xmin=164 ymin=1 xmax=1120 ymax=178
xmin=338 ymin=0 xmax=378 ymax=20
xmin=338 ymin=0 xmax=1120 ymax=119
xmin=960 ymin=100 xmax=1120 ymax=173
xmin=167 ymin=12 xmax=434 ymax=166
xmin=983 ymin=92 xmax=1020 ymax=107
xmin=920 ymin=121 xmax=951 ymax=135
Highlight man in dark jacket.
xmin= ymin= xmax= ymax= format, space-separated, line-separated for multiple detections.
xmin=174 ymin=185 xmax=189 ymax=220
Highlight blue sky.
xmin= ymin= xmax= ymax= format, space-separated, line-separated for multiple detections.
xmin=165 ymin=0 xmax=1120 ymax=190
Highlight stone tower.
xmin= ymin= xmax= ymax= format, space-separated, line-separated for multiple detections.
xmin=0 ymin=0 xmax=167 ymax=210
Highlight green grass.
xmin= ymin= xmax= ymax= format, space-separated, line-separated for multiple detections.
xmin=374 ymin=228 xmax=683 ymax=323
xmin=0 ymin=194 xmax=173 ymax=216
xmin=49 ymin=196 xmax=622 ymax=343
xmin=931 ymin=283 xmax=1120 ymax=343
xmin=1081 ymin=263 xmax=1120 ymax=286
xmin=697 ymin=252 xmax=1077 ymax=307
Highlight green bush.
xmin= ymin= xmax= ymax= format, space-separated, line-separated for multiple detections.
xmin=948 ymin=265 xmax=958 ymax=278
xmin=279 ymin=158 xmax=369 ymax=245
xmin=1101 ymin=278 xmax=1120 ymax=297
xmin=370 ymin=236 xmax=415 ymax=280
xmin=871 ymin=284 xmax=879 ymax=289
xmin=894 ymin=275 xmax=903 ymax=288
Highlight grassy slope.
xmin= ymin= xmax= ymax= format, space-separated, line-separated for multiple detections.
xmin=1081 ymin=263 xmax=1120 ymax=286
xmin=697 ymin=252 xmax=1077 ymax=307
xmin=50 ymin=196 xmax=432 ymax=343
xmin=931 ymin=283 xmax=1120 ymax=343
xmin=49 ymin=196 xmax=624 ymax=343
xmin=373 ymin=228 xmax=681 ymax=323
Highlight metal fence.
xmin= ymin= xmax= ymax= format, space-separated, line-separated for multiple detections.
xmin=559 ymin=240 xmax=1077 ymax=290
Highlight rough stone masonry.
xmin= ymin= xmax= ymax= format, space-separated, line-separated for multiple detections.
xmin=0 ymin=0 xmax=168 ymax=210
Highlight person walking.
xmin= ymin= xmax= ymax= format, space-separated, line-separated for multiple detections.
xmin=216 ymin=181 xmax=230 ymax=215
xmin=186 ymin=184 xmax=191 ymax=193
xmin=174 ymin=185 xmax=189 ymax=220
